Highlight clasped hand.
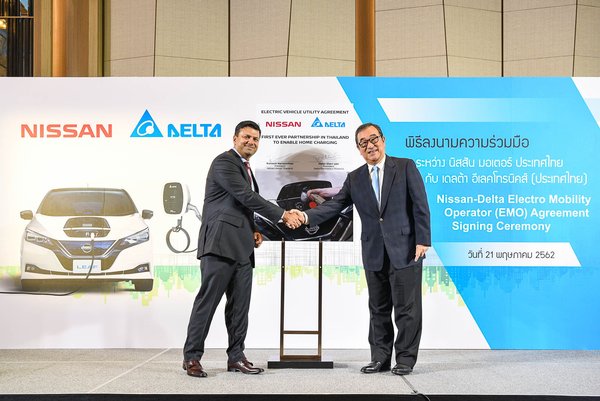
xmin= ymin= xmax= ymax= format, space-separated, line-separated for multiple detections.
xmin=282 ymin=209 xmax=305 ymax=229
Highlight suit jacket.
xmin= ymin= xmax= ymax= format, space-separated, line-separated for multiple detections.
xmin=197 ymin=149 xmax=284 ymax=265
xmin=305 ymin=155 xmax=430 ymax=271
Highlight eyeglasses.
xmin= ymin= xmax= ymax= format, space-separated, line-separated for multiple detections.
xmin=358 ymin=135 xmax=382 ymax=149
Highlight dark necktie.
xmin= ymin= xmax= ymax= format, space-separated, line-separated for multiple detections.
xmin=244 ymin=161 xmax=253 ymax=188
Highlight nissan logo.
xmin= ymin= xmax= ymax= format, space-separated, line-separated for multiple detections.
xmin=81 ymin=244 xmax=93 ymax=254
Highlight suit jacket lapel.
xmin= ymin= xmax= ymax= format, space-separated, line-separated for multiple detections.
xmin=228 ymin=149 xmax=259 ymax=193
xmin=380 ymin=156 xmax=396 ymax=213
xmin=250 ymin=170 xmax=259 ymax=193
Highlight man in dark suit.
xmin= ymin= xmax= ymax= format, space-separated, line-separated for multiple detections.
xmin=183 ymin=120 xmax=301 ymax=378
xmin=297 ymin=122 xmax=430 ymax=376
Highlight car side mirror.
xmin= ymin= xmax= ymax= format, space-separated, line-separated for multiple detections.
xmin=142 ymin=210 xmax=153 ymax=220
xmin=20 ymin=210 xmax=33 ymax=220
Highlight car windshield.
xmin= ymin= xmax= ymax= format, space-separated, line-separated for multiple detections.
xmin=37 ymin=189 xmax=138 ymax=216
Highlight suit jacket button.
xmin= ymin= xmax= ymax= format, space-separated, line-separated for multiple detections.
xmin=379 ymin=218 xmax=383 ymax=222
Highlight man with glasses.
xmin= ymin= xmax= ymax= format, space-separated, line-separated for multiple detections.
xmin=295 ymin=122 xmax=431 ymax=376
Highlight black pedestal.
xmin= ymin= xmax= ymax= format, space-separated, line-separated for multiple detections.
xmin=268 ymin=357 xmax=334 ymax=369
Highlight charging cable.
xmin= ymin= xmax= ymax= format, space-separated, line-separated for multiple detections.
xmin=166 ymin=216 xmax=197 ymax=253
xmin=0 ymin=232 xmax=97 ymax=296
xmin=166 ymin=201 xmax=201 ymax=253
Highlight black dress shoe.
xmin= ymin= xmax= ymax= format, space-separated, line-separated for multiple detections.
xmin=360 ymin=361 xmax=390 ymax=373
xmin=182 ymin=360 xmax=208 ymax=378
xmin=391 ymin=363 xmax=413 ymax=376
xmin=227 ymin=360 xmax=262 ymax=374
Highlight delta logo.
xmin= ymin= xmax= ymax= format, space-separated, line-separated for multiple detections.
xmin=21 ymin=123 xmax=112 ymax=138
xmin=131 ymin=110 xmax=221 ymax=138
xmin=265 ymin=121 xmax=302 ymax=128
xmin=311 ymin=117 xmax=345 ymax=128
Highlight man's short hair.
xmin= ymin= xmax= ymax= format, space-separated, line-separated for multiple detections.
xmin=235 ymin=120 xmax=261 ymax=137
xmin=355 ymin=122 xmax=383 ymax=145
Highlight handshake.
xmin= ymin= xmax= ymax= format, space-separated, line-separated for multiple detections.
xmin=279 ymin=187 xmax=338 ymax=230
xmin=282 ymin=209 xmax=306 ymax=230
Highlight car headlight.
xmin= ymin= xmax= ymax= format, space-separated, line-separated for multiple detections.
xmin=116 ymin=228 xmax=149 ymax=249
xmin=25 ymin=229 xmax=55 ymax=249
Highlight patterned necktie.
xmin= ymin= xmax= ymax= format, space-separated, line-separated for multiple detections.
xmin=371 ymin=165 xmax=380 ymax=205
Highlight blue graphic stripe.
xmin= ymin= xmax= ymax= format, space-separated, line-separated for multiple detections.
xmin=336 ymin=77 xmax=600 ymax=349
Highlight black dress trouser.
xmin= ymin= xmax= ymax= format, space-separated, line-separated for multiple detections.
xmin=183 ymin=254 xmax=253 ymax=362
xmin=364 ymin=248 xmax=423 ymax=368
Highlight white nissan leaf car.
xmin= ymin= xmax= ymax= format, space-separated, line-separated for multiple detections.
xmin=20 ymin=188 xmax=154 ymax=292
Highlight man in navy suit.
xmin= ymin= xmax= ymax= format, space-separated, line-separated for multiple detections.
xmin=298 ymin=122 xmax=430 ymax=375
xmin=183 ymin=120 xmax=301 ymax=378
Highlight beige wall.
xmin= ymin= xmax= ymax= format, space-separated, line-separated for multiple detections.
xmin=503 ymin=0 xmax=576 ymax=76
xmin=287 ymin=0 xmax=355 ymax=76
xmin=104 ymin=0 xmax=156 ymax=76
xmin=574 ymin=1 xmax=600 ymax=76
xmin=230 ymin=0 xmax=291 ymax=77
xmin=101 ymin=0 xmax=600 ymax=77
xmin=445 ymin=0 xmax=502 ymax=76
xmin=376 ymin=0 xmax=447 ymax=76
xmin=155 ymin=0 xmax=228 ymax=76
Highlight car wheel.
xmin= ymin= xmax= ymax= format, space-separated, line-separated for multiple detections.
xmin=133 ymin=279 xmax=153 ymax=292
xmin=21 ymin=280 xmax=41 ymax=292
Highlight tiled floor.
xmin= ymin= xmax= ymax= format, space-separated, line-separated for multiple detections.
xmin=0 ymin=349 xmax=599 ymax=396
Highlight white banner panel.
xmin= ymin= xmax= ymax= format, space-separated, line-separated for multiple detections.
xmin=6 ymin=77 xmax=596 ymax=350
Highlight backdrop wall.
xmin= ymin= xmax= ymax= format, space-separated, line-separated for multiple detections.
xmin=1 ymin=77 xmax=598 ymax=350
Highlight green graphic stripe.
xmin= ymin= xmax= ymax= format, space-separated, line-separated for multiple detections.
xmin=0 ymin=265 xmax=462 ymax=306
